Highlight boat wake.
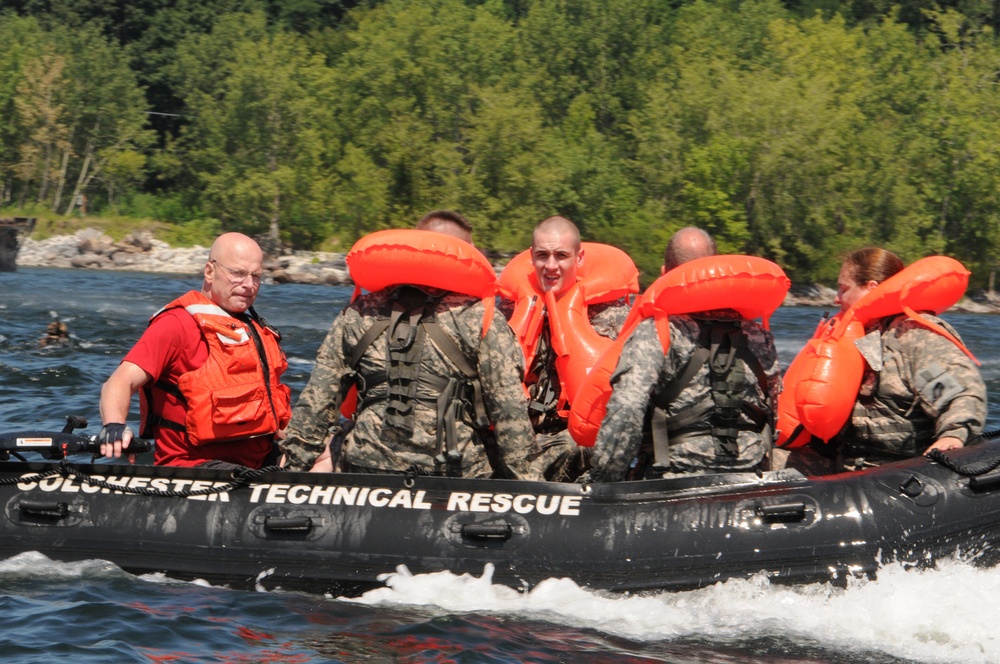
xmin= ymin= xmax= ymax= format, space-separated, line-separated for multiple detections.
xmin=5 ymin=550 xmax=989 ymax=662
xmin=347 ymin=558 xmax=1000 ymax=664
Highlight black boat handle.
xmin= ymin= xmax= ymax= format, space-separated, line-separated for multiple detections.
xmin=755 ymin=502 xmax=806 ymax=523
xmin=18 ymin=501 xmax=69 ymax=519
xmin=264 ymin=516 xmax=313 ymax=533
xmin=968 ymin=473 xmax=1000 ymax=493
xmin=461 ymin=523 xmax=513 ymax=541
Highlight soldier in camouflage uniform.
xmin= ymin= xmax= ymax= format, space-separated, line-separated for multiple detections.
xmin=500 ymin=216 xmax=630 ymax=479
xmin=281 ymin=212 xmax=539 ymax=478
xmin=789 ymin=247 xmax=986 ymax=474
xmin=587 ymin=228 xmax=781 ymax=482
xmin=831 ymin=314 xmax=986 ymax=468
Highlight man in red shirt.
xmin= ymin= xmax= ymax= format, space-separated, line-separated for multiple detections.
xmin=98 ymin=232 xmax=291 ymax=469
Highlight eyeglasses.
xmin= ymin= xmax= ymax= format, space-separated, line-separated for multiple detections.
xmin=211 ymin=259 xmax=263 ymax=285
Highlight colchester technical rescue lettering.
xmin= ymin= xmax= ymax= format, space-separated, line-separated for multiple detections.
xmin=15 ymin=475 xmax=583 ymax=515
xmin=244 ymin=484 xmax=582 ymax=515
xmin=16 ymin=474 xmax=233 ymax=502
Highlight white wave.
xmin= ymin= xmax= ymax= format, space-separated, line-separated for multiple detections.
xmin=0 ymin=550 xmax=121 ymax=579
xmin=347 ymin=557 xmax=1000 ymax=664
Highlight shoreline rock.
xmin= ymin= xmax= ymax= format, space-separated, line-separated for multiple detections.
xmin=14 ymin=228 xmax=999 ymax=313
xmin=16 ymin=228 xmax=352 ymax=286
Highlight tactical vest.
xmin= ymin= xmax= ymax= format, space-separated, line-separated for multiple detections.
xmin=342 ymin=286 xmax=492 ymax=477
xmin=525 ymin=325 xmax=564 ymax=433
xmin=640 ymin=317 xmax=773 ymax=476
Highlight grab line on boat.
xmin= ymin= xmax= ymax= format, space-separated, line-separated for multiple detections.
xmin=2 ymin=463 xmax=280 ymax=499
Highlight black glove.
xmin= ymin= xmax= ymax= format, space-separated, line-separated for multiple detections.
xmin=98 ymin=423 xmax=132 ymax=445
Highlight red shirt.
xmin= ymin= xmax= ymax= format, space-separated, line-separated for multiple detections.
xmin=124 ymin=308 xmax=274 ymax=468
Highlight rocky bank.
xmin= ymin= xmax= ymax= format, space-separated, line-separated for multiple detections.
xmin=16 ymin=228 xmax=351 ymax=286
xmin=14 ymin=227 xmax=1000 ymax=313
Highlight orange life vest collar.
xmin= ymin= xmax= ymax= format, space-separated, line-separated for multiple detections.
xmin=346 ymin=228 xmax=497 ymax=337
xmin=568 ymin=255 xmax=790 ymax=447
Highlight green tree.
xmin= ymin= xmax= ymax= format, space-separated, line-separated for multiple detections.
xmin=903 ymin=10 xmax=1000 ymax=283
xmin=56 ymin=23 xmax=153 ymax=215
xmin=174 ymin=12 xmax=337 ymax=247
xmin=14 ymin=51 xmax=71 ymax=207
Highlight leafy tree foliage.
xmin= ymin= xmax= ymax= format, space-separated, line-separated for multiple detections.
xmin=4 ymin=0 xmax=1000 ymax=288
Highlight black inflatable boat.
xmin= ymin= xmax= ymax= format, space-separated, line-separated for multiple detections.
xmin=2 ymin=419 xmax=1000 ymax=596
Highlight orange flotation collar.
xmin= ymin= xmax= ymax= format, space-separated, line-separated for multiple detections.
xmin=497 ymin=243 xmax=639 ymax=373
xmin=776 ymin=255 xmax=975 ymax=449
xmin=340 ymin=229 xmax=499 ymax=417
xmin=348 ymin=229 xmax=497 ymax=299
xmin=568 ymin=255 xmax=791 ymax=447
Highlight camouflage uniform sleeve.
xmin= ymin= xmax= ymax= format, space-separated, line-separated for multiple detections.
xmin=477 ymin=305 xmax=540 ymax=479
xmin=892 ymin=317 xmax=987 ymax=444
xmin=589 ymin=318 xmax=671 ymax=482
xmin=745 ymin=320 xmax=782 ymax=411
xmin=588 ymin=298 xmax=631 ymax=340
xmin=280 ymin=309 xmax=354 ymax=471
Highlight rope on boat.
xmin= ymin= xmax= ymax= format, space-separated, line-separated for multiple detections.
xmin=926 ymin=429 xmax=1000 ymax=477
xmin=0 ymin=466 xmax=64 ymax=486
xmin=0 ymin=463 xmax=283 ymax=497
xmin=926 ymin=449 xmax=1000 ymax=477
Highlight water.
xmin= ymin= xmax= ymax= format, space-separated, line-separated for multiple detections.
xmin=1 ymin=267 xmax=999 ymax=663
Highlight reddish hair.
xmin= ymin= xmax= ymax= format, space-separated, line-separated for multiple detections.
xmin=844 ymin=247 xmax=904 ymax=285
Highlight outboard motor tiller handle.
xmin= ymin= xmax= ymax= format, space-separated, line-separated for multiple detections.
xmin=0 ymin=431 xmax=154 ymax=458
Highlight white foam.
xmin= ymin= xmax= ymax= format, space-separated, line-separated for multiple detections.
xmin=0 ymin=550 xmax=120 ymax=579
xmin=348 ymin=557 xmax=1000 ymax=664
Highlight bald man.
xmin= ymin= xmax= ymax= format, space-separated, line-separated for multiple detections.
xmin=663 ymin=226 xmax=718 ymax=274
xmin=281 ymin=210 xmax=539 ymax=479
xmin=99 ymin=232 xmax=292 ymax=469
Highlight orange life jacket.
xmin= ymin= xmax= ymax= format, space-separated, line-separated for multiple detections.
xmin=776 ymin=255 xmax=976 ymax=448
xmin=568 ymin=255 xmax=791 ymax=447
xmin=497 ymin=242 xmax=639 ymax=372
xmin=140 ymin=291 xmax=292 ymax=446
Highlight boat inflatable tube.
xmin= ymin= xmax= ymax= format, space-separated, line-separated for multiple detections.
xmin=776 ymin=255 xmax=974 ymax=449
xmin=340 ymin=229 xmax=499 ymax=418
xmin=497 ymin=242 xmax=639 ymax=374
xmin=569 ymin=255 xmax=791 ymax=447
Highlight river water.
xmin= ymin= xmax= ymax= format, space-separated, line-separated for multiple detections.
xmin=1 ymin=267 xmax=999 ymax=663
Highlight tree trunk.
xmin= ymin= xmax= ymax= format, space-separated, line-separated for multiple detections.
xmin=266 ymin=150 xmax=282 ymax=253
xmin=36 ymin=143 xmax=53 ymax=204
xmin=270 ymin=190 xmax=281 ymax=244
xmin=64 ymin=137 xmax=94 ymax=216
xmin=52 ymin=134 xmax=74 ymax=212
